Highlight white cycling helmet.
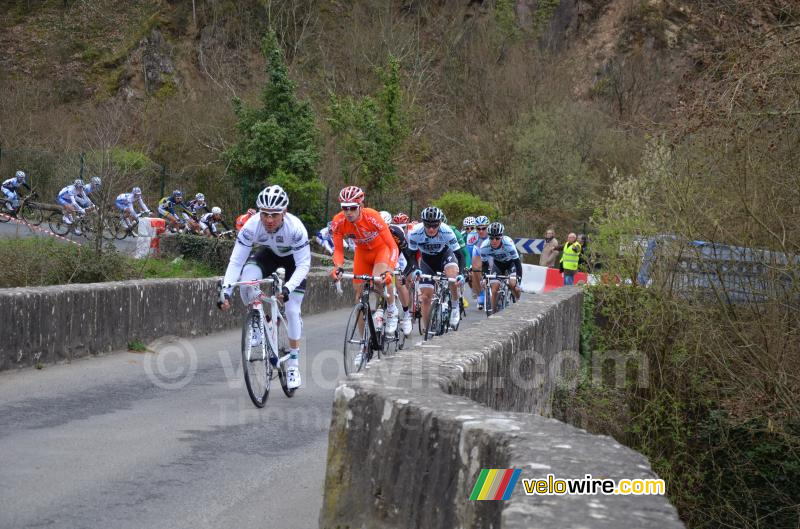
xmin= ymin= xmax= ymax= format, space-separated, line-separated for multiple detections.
xmin=195 ymin=192 xmax=205 ymax=202
xmin=15 ymin=170 xmax=26 ymax=181
xmin=379 ymin=210 xmax=392 ymax=225
xmin=132 ymin=186 xmax=142 ymax=195
xmin=211 ymin=206 xmax=222 ymax=215
xmin=463 ymin=216 xmax=476 ymax=227
xmin=73 ymin=179 xmax=85 ymax=188
xmin=91 ymin=176 xmax=101 ymax=187
xmin=475 ymin=215 xmax=490 ymax=227
xmin=256 ymin=185 xmax=289 ymax=211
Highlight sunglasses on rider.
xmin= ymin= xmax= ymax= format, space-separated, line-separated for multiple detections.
xmin=490 ymin=236 xmax=503 ymax=240
xmin=341 ymin=205 xmax=359 ymax=212
xmin=464 ymin=226 xmax=475 ymax=231
xmin=477 ymin=226 xmax=488 ymax=230
xmin=423 ymin=222 xmax=440 ymax=229
xmin=260 ymin=210 xmax=283 ymax=219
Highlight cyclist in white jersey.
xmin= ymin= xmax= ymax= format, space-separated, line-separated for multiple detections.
xmin=2 ymin=170 xmax=31 ymax=211
xmin=218 ymin=185 xmax=309 ymax=390
xmin=76 ymin=176 xmax=102 ymax=209
xmin=479 ymin=222 xmax=523 ymax=312
xmin=470 ymin=215 xmax=491 ymax=310
xmin=56 ymin=179 xmax=88 ymax=231
xmin=407 ymin=206 xmax=465 ymax=332
xmin=115 ymin=187 xmax=151 ymax=232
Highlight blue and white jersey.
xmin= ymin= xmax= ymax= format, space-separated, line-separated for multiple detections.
xmin=471 ymin=234 xmax=489 ymax=257
xmin=407 ymin=223 xmax=461 ymax=256
xmin=2 ymin=177 xmax=25 ymax=191
xmin=115 ymin=193 xmax=150 ymax=213
xmin=478 ymin=236 xmax=520 ymax=263
xmin=84 ymin=183 xmax=99 ymax=197
xmin=57 ymin=185 xmax=81 ymax=204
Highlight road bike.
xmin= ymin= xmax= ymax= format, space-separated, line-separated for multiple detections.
xmin=220 ymin=268 xmax=295 ymax=408
xmin=0 ymin=190 xmax=46 ymax=225
xmin=416 ymin=272 xmax=460 ymax=341
xmin=47 ymin=206 xmax=112 ymax=240
xmin=336 ymin=272 xmax=404 ymax=375
xmin=483 ymin=273 xmax=518 ymax=317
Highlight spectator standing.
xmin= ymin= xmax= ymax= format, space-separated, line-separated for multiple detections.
xmin=539 ymin=228 xmax=560 ymax=267
xmin=559 ymin=232 xmax=582 ymax=286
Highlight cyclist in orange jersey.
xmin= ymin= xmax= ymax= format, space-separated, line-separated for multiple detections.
xmin=330 ymin=186 xmax=400 ymax=334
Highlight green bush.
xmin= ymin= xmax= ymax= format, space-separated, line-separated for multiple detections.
xmin=159 ymin=234 xmax=233 ymax=275
xmin=0 ymin=238 xmax=217 ymax=288
xmin=0 ymin=239 xmax=134 ymax=287
xmin=432 ymin=191 xmax=499 ymax=225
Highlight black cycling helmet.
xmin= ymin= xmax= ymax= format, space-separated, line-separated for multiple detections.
xmin=487 ymin=222 xmax=505 ymax=237
xmin=420 ymin=206 xmax=445 ymax=224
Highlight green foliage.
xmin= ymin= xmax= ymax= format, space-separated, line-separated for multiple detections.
xmin=327 ymin=56 xmax=409 ymax=196
xmin=432 ymin=191 xmax=499 ymax=224
xmin=137 ymin=255 xmax=216 ymax=279
xmin=108 ymin=148 xmax=154 ymax=172
xmin=494 ymin=0 xmax=521 ymax=41
xmin=0 ymin=238 xmax=135 ymax=287
xmin=224 ymin=30 xmax=324 ymax=226
xmin=127 ymin=340 xmax=148 ymax=352
xmin=532 ymin=0 xmax=561 ymax=33
xmin=0 ymin=238 xmax=215 ymax=288
xmin=160 ymin=234 xmax=234 ymax=275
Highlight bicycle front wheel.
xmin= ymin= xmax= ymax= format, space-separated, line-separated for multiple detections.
xmin=425 ymin=299 xmax=441 ymax=342
xmin=343 ymin=304 xmax=368 ymax=375
xmin=484 ymin=285 xmax=493 ymax=318
xmin=48 ymin=212 xmax=71 ymax=236
xmin=241 ymin=310 xmax=271 ymax=408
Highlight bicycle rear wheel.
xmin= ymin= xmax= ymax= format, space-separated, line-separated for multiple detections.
xmin=497 ymin=290 xmax=506 ymax=313
xmin=275 ymin=315 xmax=295 ymax=398
xmin=20 ymin=205 xmax=43 ymax=225
xmin=241 ymin=310 xmax=272 ymax=408
xmin=0 ymin=201 xmax=10 ymax=223
xmin=343 ymin=304 xmax=369 ymax=375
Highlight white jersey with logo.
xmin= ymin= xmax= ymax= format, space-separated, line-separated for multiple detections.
xmin=407 ymin=223 xmax=461 ymax=256
xmin=478 ymin=236 xmax=520 ymax=263
xmin=223 ymin=213 xmax=311 ymax=294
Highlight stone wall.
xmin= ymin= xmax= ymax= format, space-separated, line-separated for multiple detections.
xmin=320 ymin=287 xmax=684 ymax=529
xmin=0 ymin=271 xmax=351 ymax=371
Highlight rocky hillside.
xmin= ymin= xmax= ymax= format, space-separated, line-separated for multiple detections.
xmin=1 ymin=0 xmax=798 ymax=230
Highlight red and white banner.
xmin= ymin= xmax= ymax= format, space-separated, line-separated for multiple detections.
xmin=521 ymin=263 xmax=592 ymax=293
xmin=134 ymin=217 xmax=166 ymax=258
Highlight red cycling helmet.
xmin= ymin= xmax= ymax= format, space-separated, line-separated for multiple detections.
xmin=339 ymin=186 xmax=365 ymax=206
xmin=392 ymin=212 xmax=410 ymax=224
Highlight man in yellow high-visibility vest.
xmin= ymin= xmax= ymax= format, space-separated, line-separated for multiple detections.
xmin=559 ymin=232 xmax=582 ymax=286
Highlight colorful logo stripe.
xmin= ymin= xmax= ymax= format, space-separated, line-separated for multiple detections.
xmin=469 ymin=469 xmax=521 ymax=500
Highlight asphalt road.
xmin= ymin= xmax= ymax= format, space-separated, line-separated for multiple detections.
xmin=0 ymin=303 xmax=482 ymax=529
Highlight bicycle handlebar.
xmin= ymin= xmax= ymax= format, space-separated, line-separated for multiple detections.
xmin=220 ymin=268 xmax=286 ymax=291
xmin=484 ymin=273 xmax=517 ymax=280
xmin=414 ymin=272 xmax=458 ymax=283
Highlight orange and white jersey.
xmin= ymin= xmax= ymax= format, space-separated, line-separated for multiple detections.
xmin=330 ymin=207 xmax=398 ymax=268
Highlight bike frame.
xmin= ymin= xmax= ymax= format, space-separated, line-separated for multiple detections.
xmin=484 ymin=273 xmax=517 ymax=315
xmin=416 ymin=272 xmax=458 ymax=339
xmin=337 ymin=272 xmax=386 ymax=352
xmin=224 ymin=271 xmax=291 ymax=369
